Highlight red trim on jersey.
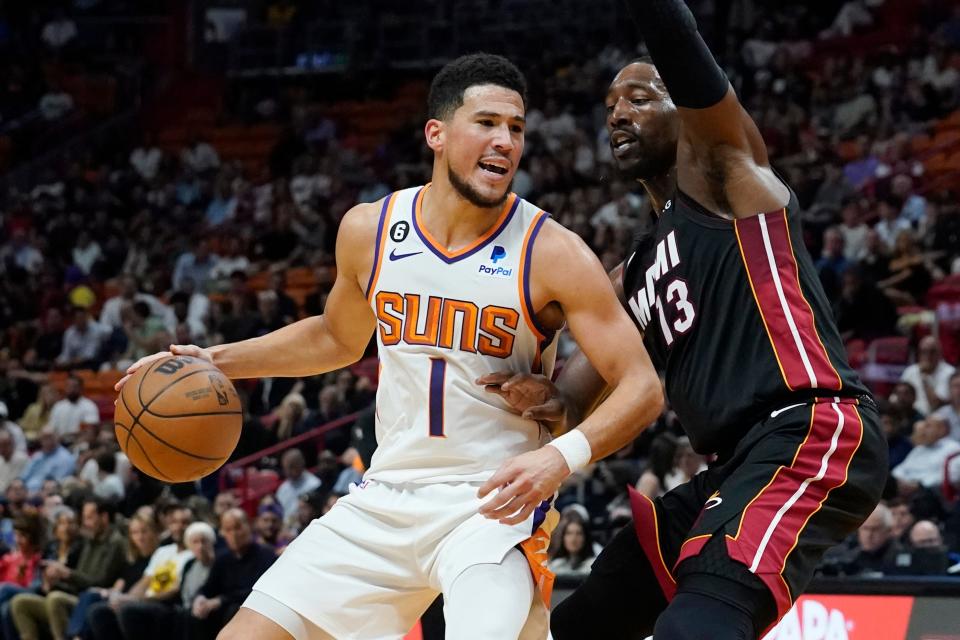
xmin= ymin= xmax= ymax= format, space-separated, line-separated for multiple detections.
xmin=725 ymin=402 xmax=864 ymax=619
xmin=734 ymin=210 xmax=842 ymax=391
xmin=673 ymin=534 xmax=710 ymax=572
xmin=627 ymin=487 xmax=677 ymax=600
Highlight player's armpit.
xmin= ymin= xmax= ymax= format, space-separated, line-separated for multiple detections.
xmin=530 ymin=221 xmax=663 ymax=460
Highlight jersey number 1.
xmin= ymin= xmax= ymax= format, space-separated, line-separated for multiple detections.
xmin=428 ymin=358 xmax=446 ymax=437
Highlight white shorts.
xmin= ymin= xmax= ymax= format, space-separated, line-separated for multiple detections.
xmin=247 ymin=480 xmax=556 ymax=640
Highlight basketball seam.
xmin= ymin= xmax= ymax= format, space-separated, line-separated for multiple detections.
xmin=124 ymin=363 xmax=226 ymax=462
xmin=113 ymin=420 xmax=172 ymax=481
xmin=140 ymin=409 xmax=242 ymax=419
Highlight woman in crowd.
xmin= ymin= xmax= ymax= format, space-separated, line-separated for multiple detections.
xmin=635 ymin=433 xmax=679 ymax=498
xmin=548 ymin=512 xmax=598 ymax=577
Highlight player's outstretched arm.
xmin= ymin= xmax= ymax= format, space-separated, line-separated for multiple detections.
xmin=479 ymin=225 xmax=662 ymax=524
xmin=628 ymin=0 xmax=789 ymax=216
xmin=116 ymin=202 xmax=381 ymax=390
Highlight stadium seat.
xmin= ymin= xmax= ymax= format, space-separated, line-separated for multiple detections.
xmin=862 ymin=336 xmax=911 ymax=395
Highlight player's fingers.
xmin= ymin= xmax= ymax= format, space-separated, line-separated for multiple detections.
xmin=499 ymin=499 xmax=538 ymax=526
xmin=482 ymin=384 xmax=508 ymax=397
xmin=126 ymin=351 xmax=172 ymax=374
xmin=476 ymin=371 xmax=514 ymax=386
xmin=499 ymin=373 xmax=532 ymax=392
xmin=522 ymin=399 xmax=565 ymax=422
xmin=480 ymin=492 xmax=526 ymax=520
xmin=113 ymin=374 xmax=132 ymax=392
xmin=477 ymin=464 xmax=515 ymax=498
xmin=170 ymin=344 xmax=211 ymax=361
xmin=478 ymin=479 xmax=524 ymax=517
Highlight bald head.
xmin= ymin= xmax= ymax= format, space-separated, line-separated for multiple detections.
xmin=909 ymin=520 xmax=943 ymax=549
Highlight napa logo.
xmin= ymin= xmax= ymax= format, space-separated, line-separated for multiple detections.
xmin=479 ymin=246 xmax=512 ymax=277
xmin=764 ymin=599 xmax=851 ymax=640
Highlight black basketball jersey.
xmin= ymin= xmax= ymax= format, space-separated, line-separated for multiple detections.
xmin=621 ymin=186 xmax=870 ymax=454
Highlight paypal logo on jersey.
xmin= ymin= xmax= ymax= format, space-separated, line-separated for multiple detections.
xmin=479 ymin=246 xmax=512 ymax=277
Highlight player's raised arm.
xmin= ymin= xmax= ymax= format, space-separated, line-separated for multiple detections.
xmin=116 ymin=201 xmax=381 ymax=390
xmin=628 ymin=0 xmax=789 ymax=216
xmin=478 ymin=224 xmax=662 ymax=524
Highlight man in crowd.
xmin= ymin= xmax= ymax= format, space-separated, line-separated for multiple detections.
xmin=901 ymin=337 xmax=956 ymax=416
xmin=19 ymin=427 xmax=75 ymax=495
xmin=48 ymin=376 xmax=99 ymax=441
xmin=274 ymin=449 xmax=320 ymax=521
xmin=892 ymin=416 xmax=960 ymax=496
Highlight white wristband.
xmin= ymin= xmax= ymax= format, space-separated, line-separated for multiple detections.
xmin=546 ymin=429 xmax=592 ymax=474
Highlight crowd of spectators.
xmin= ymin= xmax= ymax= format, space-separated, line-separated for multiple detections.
xmin=0 ymin=6 xmax=959 ymax=634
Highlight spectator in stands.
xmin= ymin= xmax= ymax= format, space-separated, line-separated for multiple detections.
xmin=40 ymin=9 xmax=78 ymax=51
xmin=0 ymin=402 xmax=27 ymax=452
xmin=129 ymin=135 xmax=163 ymax=183
xmin=17 ymin=384 xmax=60 ymax=442
xmin=934 ymin=372 xmax=960 ymax=441
xmin=0 ymin=512 xmax=45 ymax=587
xmin=48 ymin=376 xmax=99 ymax=441
xmin=888 ymin=497 xmax=917 ymax=543
xmin=874 ymin=198 xmax=912 ymax=253
xmin=548 ymin=512 xmax=597 ymax=577
xmin=635 ymin=433 xmax=678 ymax=499
xmin=85 ymin=505 xmax=193 ymax=640
xmin=172 ymin=239 xmax=219 ymax=293
xmin=664 ymin=436 xmax=706 ymax=492
xmin=212 ymin=493 xmax=239 ymax=522
xmin=55 ymin=309 xmax=108 ymax=371
xmin=835 ymin=265 xmax=898 ymax=341
xmin=187 ymin=508 xmax=275 ymax=639
xmin=890 ymin=381 xmax=925 ymax=431
xmin=71 ymin=231 xmax=103 ymax=277
xmin=848 ymin=503 xmax=901 ymax=575
xmin=838 ymin=200 xmax=869 ymax=261
xmin=110 ymin=520 xmax=215 ymax=640
xmin=816 ymin=227 xmax=850 ymax=291
xmin=20 ymin=428 xmax=76 ymax=494
xmin=273 ymin=393 xmax=310 ymax=442
xmin=880 ymin=229 xmax=938 ymax=306
xmin=10 ymin=498 xmax=127 ymax=640
xmin=902 ymin=337 xmax=956 ymax=416
xmin=268 ymin=269 xmax=298 ymax=324
xmin=0 ymin=431 xmax=28 ymax=493
xmin=99 ymin=275 xmax=172 ymax=332
xmin=181 ymin=135 xmax=220 ymax=175
xmin=275 ymin=449 xmax=321 ymax=520
xmin=891 ymin=416 xmax=960 ymax=496
xmin=253 ymin=503 xmax=285 ymax=552
xmin=38 ymin=82 xmax=74 ymax=122
xmin=906 ymin=520 xmax=953 ymax=575
xmin=46 ymin=508 xmax=82 ymax=568
xmin=91 ymin=451 xmax=124 ymax=502
xmin=66 ymin=511 xmax=160 ymax=640
xmin=205 ymin=177 xmax=237 ymax=228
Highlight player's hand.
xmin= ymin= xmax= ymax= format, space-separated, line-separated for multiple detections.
xmin=477 ymin=446 xmax=570 ymax=525
xmin=114 ymin=344 xmax=213 ymax=392
xmin=476 ymin=371 xmax=568 ymax=434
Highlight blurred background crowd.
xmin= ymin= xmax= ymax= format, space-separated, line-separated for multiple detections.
xmin=1 ymin=0 xmax=960 ymax=636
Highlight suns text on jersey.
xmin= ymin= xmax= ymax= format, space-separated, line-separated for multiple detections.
xmin=374 ymin=291 xmax=519 ymax=357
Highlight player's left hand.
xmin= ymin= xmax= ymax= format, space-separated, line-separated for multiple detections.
xmin=477 ymin=446 xmax=569 ymax=525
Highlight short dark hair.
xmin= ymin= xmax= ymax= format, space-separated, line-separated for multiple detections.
xmin=427 ymin=53 xmax=527 ymax=120
xmin=84 ymin=496 xmax=116 ymax=519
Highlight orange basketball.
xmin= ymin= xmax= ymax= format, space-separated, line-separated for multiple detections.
xmin=114 ymin=355 xmax=242 ymax=483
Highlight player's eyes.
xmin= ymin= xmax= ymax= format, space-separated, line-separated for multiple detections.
xmin=510 ymin=125 xmax=523 ymax=133
xmin=478 ymin=120 xmax=494 ymax=127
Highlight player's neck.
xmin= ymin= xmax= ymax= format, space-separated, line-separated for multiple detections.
xmin=420 ymin=181 xmax=508 ymax=249
xmin=639 ymin=167 xmax=677 ymax=216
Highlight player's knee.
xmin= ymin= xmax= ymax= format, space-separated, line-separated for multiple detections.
xmin=653 ymin=592 xmax=756 ymax=640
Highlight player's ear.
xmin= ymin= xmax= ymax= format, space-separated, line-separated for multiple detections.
xmin=425 ymin=119 xmax=444 ymax=154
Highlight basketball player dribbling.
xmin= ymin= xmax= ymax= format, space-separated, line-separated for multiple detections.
xmin=117 ymin=53 xmax=663 ymax=640
xmin=479 ymin=2 xmax=888 ymax=638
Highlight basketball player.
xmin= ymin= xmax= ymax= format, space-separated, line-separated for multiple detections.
xmin=478 ymin=2 xmax=888 ymax=638
xmin=117 ymin=53 xmax=663 ymax=640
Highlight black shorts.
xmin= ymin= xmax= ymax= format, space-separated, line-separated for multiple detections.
xmin=626 ymin=397 xmax=887 ymax=632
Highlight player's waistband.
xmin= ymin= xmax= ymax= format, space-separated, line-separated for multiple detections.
xmin=765 ymin=394 xmax=877 ymax=421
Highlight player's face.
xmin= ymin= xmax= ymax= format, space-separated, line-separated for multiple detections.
xmin=431 ymin=84 xmax=525 ymax=209
xmin=605 ymin=63 xmax=679 ymax=181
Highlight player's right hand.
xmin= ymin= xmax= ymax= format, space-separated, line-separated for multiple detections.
xmin=476 ymin=371 xmax=569 ymax=434
xmin=114 ymin=344 xmax=213 ymax=392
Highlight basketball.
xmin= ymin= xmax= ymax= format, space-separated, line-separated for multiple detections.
xmin=114 ymin=355 xmax=242 ymax=483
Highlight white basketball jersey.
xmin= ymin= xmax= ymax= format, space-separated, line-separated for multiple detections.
xmin=364 ymin=184 xmax=558 ymax=484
